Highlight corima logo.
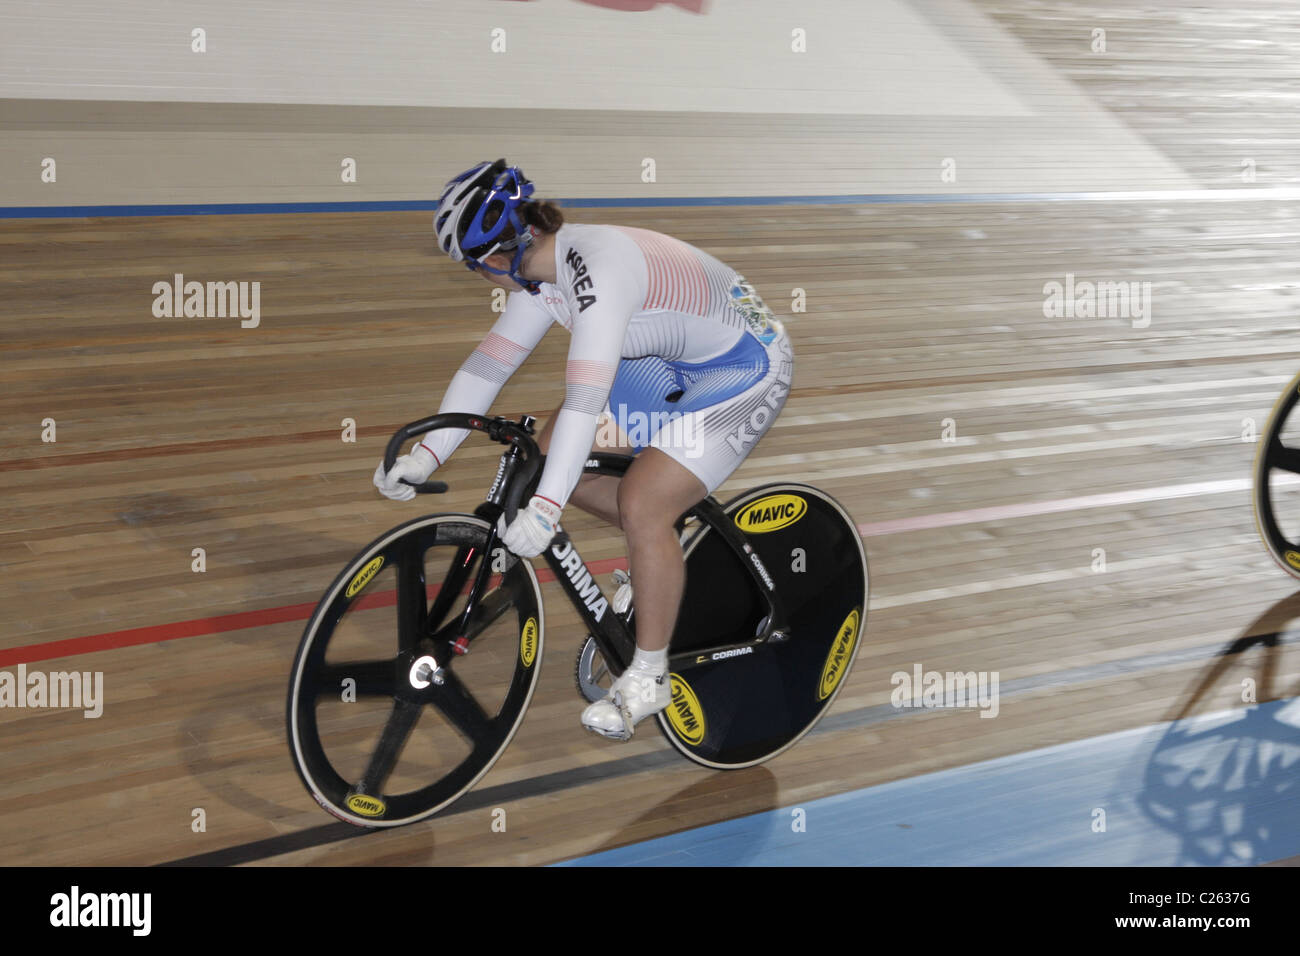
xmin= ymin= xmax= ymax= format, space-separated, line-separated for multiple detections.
xmin=345 ymin=793 xmax=387 ymax=818
xmin=549 ymin=539 xmax=608 ymax=621
xmin=345 ymin=556 xmax=384 ymax=599
xmin=735 ymin=494 xmax=807 ymax=534
xmin=695 ymin=646 xmax=754 ymax=664
xmin=1286 ymin=551 xmax=1300 ymax=570
xmin=667 ymin=673 xmax=706 ymax=745
xmin=520 ymin=617 xmax=538 ymax=667
xmin=818 ymin=609 xmax=860 ymax=700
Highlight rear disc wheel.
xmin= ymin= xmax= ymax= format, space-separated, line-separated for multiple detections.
xmin=658 ymin=483 xmax=868 ymax=769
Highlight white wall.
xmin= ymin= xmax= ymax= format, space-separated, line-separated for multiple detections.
xmin=0 ymin=0 xmax=1193 ymax=205
xmin=0 ymin=0 xmax=1028 ymax=115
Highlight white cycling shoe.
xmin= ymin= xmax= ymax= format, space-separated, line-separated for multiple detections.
xmin=581 ymin=666 xmax=670 ymax=741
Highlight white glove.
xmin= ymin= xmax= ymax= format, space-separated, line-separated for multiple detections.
xmin=499 ymin=495 xmax=562 ymax=557
xmin=373 ymin=442 xmax=439 ymax=501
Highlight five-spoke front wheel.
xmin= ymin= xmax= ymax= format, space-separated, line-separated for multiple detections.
xmin=286 ymin=514 xmax=544 ymax=827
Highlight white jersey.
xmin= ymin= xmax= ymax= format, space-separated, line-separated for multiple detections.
xmin=422 ymin=222 xmax=786 ymax=507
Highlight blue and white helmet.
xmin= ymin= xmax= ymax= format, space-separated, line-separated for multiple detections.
xmin=434 ymin=159 xmax=540 ymax=292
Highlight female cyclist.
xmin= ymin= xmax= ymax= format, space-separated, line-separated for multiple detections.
xmin=374 ymin=159 xmax=794 ymax=741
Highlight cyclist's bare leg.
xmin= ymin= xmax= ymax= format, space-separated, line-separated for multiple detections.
xmin=616 ymin=448 xmax=707 ymax=653
xmin=537 ymin=410 xmax=705 ymax=654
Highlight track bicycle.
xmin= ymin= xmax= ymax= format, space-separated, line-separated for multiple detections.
xmin=1253 ymin=369 xmax=1300 ymax=579
xmin=287 ymin=412 xmax=869 ymax=827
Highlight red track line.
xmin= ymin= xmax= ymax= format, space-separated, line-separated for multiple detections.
xmin=0 ymin=478 xmax=1251 ymax=667
xmin=0 ymin=556 xmax=630 ymax=667
xmin=0 ymin=601 xmax=321 ymax=668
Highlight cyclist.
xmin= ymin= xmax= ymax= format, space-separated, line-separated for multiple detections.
xmin=375 ymin=159 xmax=793 ymax=741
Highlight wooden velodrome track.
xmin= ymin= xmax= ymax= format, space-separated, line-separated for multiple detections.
xmin=5 ymin=198 xmax=1299 ymax=865
xmin=4 ymin=3 xmax=1300 ymax=866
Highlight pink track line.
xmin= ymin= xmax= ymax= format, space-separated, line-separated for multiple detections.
xmin=855 ymin=478 xmax=1249 ymax=537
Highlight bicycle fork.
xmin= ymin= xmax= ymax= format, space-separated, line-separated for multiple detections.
xmin=439 ymin=428 xmax=535 ymax=657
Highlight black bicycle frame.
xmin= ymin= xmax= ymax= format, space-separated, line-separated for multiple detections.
xmin=384 ymin=414 xmax=790 ymax=677
xmin=539 ymin=452 xmax=791 ymax=678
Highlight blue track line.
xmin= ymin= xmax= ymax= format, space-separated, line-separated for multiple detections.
xmin=7 ymin=188 xmax=1300 ymax=219
xmin=553 ymin=698 xmax=1300 ymax=866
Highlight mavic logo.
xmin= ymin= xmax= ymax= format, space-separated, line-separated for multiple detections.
xmin=550 ymin=539 xmax=608 ymax=621
xmin=345 ymin=793 xmax=387 ymax=818
xmin=667 ymin=674 xmax=705 ymax=745
xmin=735 ymin=494 xmax=807 ymax=534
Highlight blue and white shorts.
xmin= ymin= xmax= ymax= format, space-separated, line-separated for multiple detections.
xmin=601 ymin=325 xmax=794 ymax=493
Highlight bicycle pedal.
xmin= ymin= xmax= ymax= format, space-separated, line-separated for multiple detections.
xmin=612 ymin=569 xmax=633 ymax=615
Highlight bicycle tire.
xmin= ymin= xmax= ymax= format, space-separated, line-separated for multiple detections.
xmin=657 ymin=482 xmax=868 ymax=769
xmin=287 ymin=512 xmax=544 ymax=827
xmin=1253 ymin=368 xmax=1300 ymax=580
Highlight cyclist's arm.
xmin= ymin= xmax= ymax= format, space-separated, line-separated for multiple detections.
xmin=534 ymin=254 xmax=642 ymax=510
xmin=420 ymin=293 xmax=553 ymax=464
